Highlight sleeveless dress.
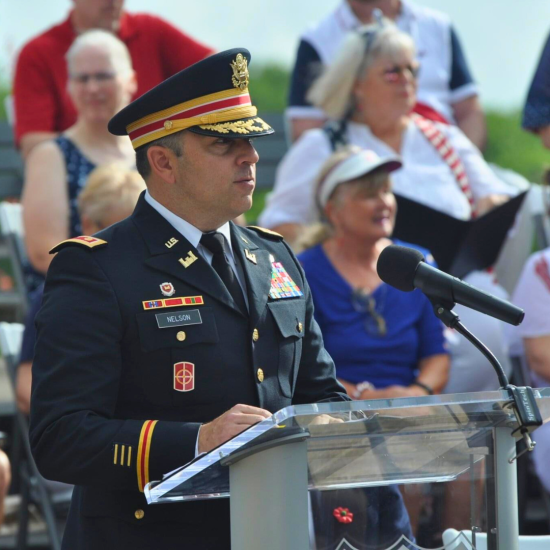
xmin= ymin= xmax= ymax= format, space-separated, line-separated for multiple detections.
xmin=24 ymin=137 xmax=96 ymax=292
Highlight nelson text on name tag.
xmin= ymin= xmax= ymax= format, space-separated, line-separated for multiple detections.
xmin=155 ymin=309 xmax=202 ymax=329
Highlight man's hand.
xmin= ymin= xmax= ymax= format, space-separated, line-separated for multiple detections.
xmin=198 ymin=404 xmax=272 ymax=454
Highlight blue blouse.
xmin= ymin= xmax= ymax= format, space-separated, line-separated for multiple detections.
xmin=298 ymin=240 xmax=447 ymax=388
xmin=523 ymin=32 xmax=550 ymax=131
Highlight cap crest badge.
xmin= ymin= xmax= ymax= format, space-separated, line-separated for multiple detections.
xmin=230 ymin=53 xmax=249 ymax=91
xmin=160 ymin=282 xmax=175 ymax=297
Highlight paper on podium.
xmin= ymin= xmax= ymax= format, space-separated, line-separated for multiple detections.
xmin=392 ymin=191 xmax=528 ymax=278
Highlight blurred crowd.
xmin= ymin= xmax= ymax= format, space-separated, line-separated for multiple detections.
xmin=2 ymin=0 xmax=550 ymax=546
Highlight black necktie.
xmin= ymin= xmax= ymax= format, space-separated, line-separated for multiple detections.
xmin=200 ymin=232 xmax=247 ymax=314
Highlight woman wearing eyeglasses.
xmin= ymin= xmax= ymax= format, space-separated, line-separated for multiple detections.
xmin=297 ymin=145 xmax=449 ymax=402
xmin=259 ymin=20 xmax=512 ymax=244
xmin=22 ymin=30 xmax=136 ymax=278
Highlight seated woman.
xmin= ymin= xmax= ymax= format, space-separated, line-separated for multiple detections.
xmin=16 ymin=164 xmax=145 ymax=416
xmin=22 ymin=29 xmax=137 ymax=279
xmin=260 ymin=20 xmax=511 ymax=242
xmin=298 ymin=146 xmax=449 ymax=549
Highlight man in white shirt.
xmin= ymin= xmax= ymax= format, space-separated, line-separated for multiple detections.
xmin=287 ymin=0 xmax=486 ymax=149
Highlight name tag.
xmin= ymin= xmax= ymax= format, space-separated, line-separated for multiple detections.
xmin=155 ymin=309 xmax=202 ymax=329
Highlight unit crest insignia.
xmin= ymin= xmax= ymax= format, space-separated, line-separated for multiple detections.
xmin=230 ymin=53 xmax=249 ymax=91
xmin=160 ymin=282 xmax=175 ymax=297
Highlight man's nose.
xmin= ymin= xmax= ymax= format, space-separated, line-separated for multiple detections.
xmin=237 ymin=140 xmax=260 ymax=164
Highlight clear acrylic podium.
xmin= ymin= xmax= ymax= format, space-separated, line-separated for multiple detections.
xmin=145 ymin=389 xmax=550 ymax=550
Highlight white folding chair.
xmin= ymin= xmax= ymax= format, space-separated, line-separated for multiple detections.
xmin=0 ymin=203 xmax=29 ymax=320
xmin=0 ymin=322 xmax=70 ymax=550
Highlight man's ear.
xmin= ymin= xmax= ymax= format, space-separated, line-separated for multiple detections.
xmin=147 ymin=146 xmax=178 ymax=185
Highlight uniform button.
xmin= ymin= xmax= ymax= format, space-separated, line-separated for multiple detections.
xmin=135 ymin=509 xmax=145 ymax=519
xmin=297 ymin=322 xmax=303 ymax=333
xmin=257 ymin=368 xmax=264 ymax=383
xmin=176 ymin=331 xmax=186 ymax=342
xmin=252 ymin=328 xmax=259 ymax=342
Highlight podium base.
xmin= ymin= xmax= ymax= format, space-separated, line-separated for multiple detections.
xmin=229 ymin=438 xmax=309 ymax=550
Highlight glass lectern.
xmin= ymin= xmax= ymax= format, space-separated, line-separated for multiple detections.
xmin=145 ymin=389 xmax=550 ymax=550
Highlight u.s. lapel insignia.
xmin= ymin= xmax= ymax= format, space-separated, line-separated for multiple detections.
xmin=269 ymin=260 xmax=304 ymax=299
xmin=179 ymin=251 xmax=198 ymax=268
xmin=174 ymin=362 xmax=195 ymax=392
xmin=160 ymin=282 xmax=175 ymax=297
xmin=165 ymin=237 xmax=179 ymax=249
xmin=245 ymin=249 xmax=257 ymax=265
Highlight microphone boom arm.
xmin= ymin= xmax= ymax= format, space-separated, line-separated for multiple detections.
xmin=431 ymin=299 xmax=542 ymax=458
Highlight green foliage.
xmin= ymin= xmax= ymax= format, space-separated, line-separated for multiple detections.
xmin=249 ymin=63 xmax=290 ymax=114
xmin=0 ymin=71 xmax=9 ymax=121
xmin=485 ymin=110 xmax=548 ymax=183
xmin=247 ymin=188 xmax=270 ymax=224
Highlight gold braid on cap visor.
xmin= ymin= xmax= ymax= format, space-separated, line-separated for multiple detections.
xmin=126 ymin=88 xmax=258 ymax=149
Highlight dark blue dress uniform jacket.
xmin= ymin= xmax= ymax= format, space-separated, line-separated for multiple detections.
xmin=29 ymin=194 xmax=347 ymax=549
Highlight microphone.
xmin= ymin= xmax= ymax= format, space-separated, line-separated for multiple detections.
xmin=377 ymin=245 xmax=524 ymax=326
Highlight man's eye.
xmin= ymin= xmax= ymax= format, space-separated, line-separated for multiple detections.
xmin=215 ymin=138 xmax=231 ymax=145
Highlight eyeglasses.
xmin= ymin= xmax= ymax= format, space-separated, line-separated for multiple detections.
xmin=70 ymin=71 xmax=117 ymax=85
xmin=382 ymin=64 xmax=420 ymax=83
xmin=351 ymin=288 xmax=387 ymax=336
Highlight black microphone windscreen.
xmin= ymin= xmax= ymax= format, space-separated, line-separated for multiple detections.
xmin=377 ymin=245 xmax=425 ymax=292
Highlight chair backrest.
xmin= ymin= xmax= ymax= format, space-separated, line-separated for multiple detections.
xmin=0 ymin=121 xmax=24 ymax=200
xmin=510 ymin=354 xmax=534 ymax=387
xmin=0 ymin=322 xmax=25 ymax=381
xmin=442 ymin=528 xmax=550 ymax=549
xmin=0 ymin=202 xmax=29 ymax=319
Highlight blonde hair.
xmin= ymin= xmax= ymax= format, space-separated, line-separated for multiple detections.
xmin=307 ymin=21 xmax=415 ymax=119
xmin=66 ymin=29 xmax=133 ymax=75
xmin=78 ymin=164 xmax=145 ymax=227
xmin=295 ymin=146 xmax=391 ymax=253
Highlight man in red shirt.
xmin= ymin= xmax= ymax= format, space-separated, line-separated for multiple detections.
xmin=13 ymin=0 xmax=214 ymax=158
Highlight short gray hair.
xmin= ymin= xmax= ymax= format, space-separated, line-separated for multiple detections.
xmin=307 ymin=20 xmax=415 ymax=119
xmin=66 ymin=29 xmax=133 ymax=75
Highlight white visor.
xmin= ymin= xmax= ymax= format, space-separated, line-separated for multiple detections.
xmin=317 ymin=150 xmax=402 ymax=208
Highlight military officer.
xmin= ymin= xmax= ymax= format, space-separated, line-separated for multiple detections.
xmin=30 ymin=48 xmax=347 ymax=549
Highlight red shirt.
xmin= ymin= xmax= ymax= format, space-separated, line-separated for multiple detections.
xmin=12 ymin=12 xmax=214 ymax=144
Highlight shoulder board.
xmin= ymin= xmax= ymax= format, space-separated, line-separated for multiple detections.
xmin=49 ymin=236 xmax=108 ymax=254
xmin=247 ymin=226 xmax=283 ymax=240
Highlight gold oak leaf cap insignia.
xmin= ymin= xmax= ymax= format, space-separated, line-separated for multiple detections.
xmin=49 ymin=236 xmax=108 ymax=254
